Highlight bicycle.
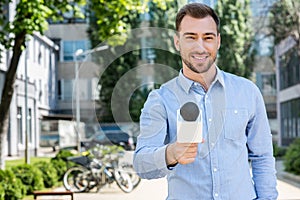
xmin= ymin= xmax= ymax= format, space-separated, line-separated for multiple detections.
xmin=63 ymin=150 xmax=133 ymax=193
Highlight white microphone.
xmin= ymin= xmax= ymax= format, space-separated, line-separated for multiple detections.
xmin=177 ymin=102 xmax=203 ymax=143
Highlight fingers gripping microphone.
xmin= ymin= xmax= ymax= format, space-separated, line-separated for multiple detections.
xmin=177 ymin=102 xmax=203 ymax=143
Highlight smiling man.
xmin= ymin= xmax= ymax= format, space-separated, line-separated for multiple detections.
xmin=133 ymin=3 xmax=278 ymax=199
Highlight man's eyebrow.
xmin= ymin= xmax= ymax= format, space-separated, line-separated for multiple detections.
xmin=182 ymin=32 xmax=217 ymax=36
xmin=182 ymin=32 xmax=197 ymax=36
xmin=204 ymin=32 xmax=217 ymax=37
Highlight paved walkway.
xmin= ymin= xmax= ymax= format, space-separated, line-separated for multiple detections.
xmin=69 ymin=178 xmax=300 ymax=200
xmin=8 ymin=149 xmax=300 ymax=199
xmin=62 ymin=161 xmax=300 ymax=200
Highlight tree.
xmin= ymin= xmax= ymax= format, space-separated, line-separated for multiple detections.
xmin=0 ymin=0 xmax=174 ymax=169
xmin=94 ymin=1 xmax=179 ymax=123
xmin=88 ymin=0 xmax=172 ymax=46
xmin=215 ymin=0 xmax=254 ymax=78
xmin=0 ymin=0 xmax=86 ymax=170
xmin=268 ymin=0 xmax=300 ymax=45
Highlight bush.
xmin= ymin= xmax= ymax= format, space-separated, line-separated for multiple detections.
xmin=0 ymin=169 xmax=26 ymax=200
xmin=51 ymin=149 xmax=75 ymax=181
xmin=284 ymin=138 xmax=300 ymax=175
xmin=51 ymin=159 xmax=69 ymax=181
xmin=273 ymin=143 xmax=287 ymax=158
xmin=52 ymin=149 xmax=75 ymax=161
xmin=11 ymin=164 xmax=44 ymax=194
xmin=35 ymin=161 xmax=58 ymax=188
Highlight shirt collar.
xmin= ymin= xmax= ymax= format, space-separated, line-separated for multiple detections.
xmin=178 ymin=66 xmax=225 ymax=94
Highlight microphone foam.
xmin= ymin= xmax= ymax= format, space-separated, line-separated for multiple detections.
xmin=180 ymin=102 xmax=199 ymax=121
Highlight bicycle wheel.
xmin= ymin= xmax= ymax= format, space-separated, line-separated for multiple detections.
xmin=121 ymin=163 xmax=141 ymax=189
xmin=129 ymin=172 xmax=141 ymax=189
xmin=63 ymin=166 xmax=90 ymax=192
xmin=113 ymin=169 xmax=133 ymax=193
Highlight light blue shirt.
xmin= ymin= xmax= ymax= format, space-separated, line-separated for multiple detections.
xmin=133 ymin=68 xmax=278 ymax=200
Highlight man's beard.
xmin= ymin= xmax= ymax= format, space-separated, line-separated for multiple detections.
xmin=181 ymin=55 xmax=215 ymax=74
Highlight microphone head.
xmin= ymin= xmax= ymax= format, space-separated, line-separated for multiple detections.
xmin=180 ymin=102 xmax=199 ymax=121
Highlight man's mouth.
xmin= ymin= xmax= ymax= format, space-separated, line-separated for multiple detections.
xmin=191 ymin=54 xmax=208 ymax=61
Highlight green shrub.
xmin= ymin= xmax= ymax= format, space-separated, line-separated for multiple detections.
xmin=0 ymin=169 xmax=26 ymax=200
xmin=11 ymin=164 xmax=44 ymax=194
xmin=273 ymin=143 xmax=287 ymax=158
xmin=51 ymin=158 xmax=68 ymax=181
xmin=52 ymin=149 xmax=74 ymax=161
xmin=35 ymin=161 xmax=58 ymax=188
xmin=284 ymin=138 xmax=300 ymax=175
xmin=51 ymin=149 xmax=76 ymax=181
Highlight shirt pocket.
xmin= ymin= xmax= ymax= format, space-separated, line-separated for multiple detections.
xmin=223 ymin=109 xmax=248 ymax=141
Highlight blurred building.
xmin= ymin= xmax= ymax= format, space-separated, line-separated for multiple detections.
xmin=44 ymin=4 xmax=105 ymax=134
xmin=275 ymin=36 xmax=300 ymax=146
xmin=0 ymin=0 xmax=59 ymax=156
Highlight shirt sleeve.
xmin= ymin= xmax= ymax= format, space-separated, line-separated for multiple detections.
xmin=133 ymin=90 xmax=172 ymax=179
xmin=246 ymin=86 xmax=278 ymax=199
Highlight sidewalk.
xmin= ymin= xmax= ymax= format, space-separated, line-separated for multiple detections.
xmin=63 ymin=160 xmax=300 ymax=200
xmin=7 ymin=149 xmax=300 ymax=199
xmin=276 ymin=159 xmax=300 ymax=188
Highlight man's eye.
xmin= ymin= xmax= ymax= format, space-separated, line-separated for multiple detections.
xmin=204 ymin=37 xmax=214 ymax=40
xmin=186 ymin=36 xmax=195 ymax=40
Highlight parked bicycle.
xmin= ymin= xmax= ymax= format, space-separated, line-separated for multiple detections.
xmin=63 ymin=148 xmax=133 ymax=193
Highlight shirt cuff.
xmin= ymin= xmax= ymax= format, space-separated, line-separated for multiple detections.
xmin=154 ymin=145 xmax=174 ymax=174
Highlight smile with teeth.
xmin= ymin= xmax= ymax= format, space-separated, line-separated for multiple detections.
xmin=192 ymin=55 xmax=207 ymax=61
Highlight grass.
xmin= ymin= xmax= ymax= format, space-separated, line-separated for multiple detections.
xmin=5 ymin=157 xmax=51 ymax=168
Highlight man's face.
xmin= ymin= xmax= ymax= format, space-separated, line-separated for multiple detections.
xmin=174 ymin=15 xmax=220 ymax=74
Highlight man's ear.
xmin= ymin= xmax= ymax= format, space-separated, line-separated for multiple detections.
xmin=173 ymin=34 xmax=180 ymax=51
xmin=217 ymin=33 xmax=221 ymax=50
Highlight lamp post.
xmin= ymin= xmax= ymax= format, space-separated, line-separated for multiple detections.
xmin=73 ymin=45 xmax=108 ymax=152
xmin=25 ymin=42 xmax=30 ymax=164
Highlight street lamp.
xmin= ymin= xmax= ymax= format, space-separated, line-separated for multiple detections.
xmin=73 ymin=45 xmax=108 ymax=152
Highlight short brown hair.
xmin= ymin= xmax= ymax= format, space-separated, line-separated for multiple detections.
xmin=176 ymin=3 xmax=220 ymax=33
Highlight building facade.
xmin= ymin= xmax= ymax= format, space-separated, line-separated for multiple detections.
xmin=276 ymin=36 xmax=300 ymax=146
xmin=1 ymin=32 xmax=58 ymax=156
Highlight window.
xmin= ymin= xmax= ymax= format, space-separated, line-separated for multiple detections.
xmin=279 ymin=46 xmax=300 ymax=90
xmin=58 ymin=79 xmax=74 ymax=100
xmin=28 ymin=108 xmax=32 ymax=143
xmin=281 ymin=98 xmax=300 ymax=145
xmin=58 ymin=78 xmax=100 ymax=101
xmin=17 ymin=107 xmax=23 ymax=145
xmin=62 ymin=40 xmax=91 ymax=61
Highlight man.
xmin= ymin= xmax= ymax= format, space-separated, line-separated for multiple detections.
xmin=133 ymin=3 xmax=278 ymax=199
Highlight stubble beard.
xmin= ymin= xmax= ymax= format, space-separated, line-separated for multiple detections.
xmin=181 ymin=53 xmax=216 ymax=74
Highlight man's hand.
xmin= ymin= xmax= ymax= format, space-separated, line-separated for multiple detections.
xmin=166 ymin=142 xmax=198 ymax=165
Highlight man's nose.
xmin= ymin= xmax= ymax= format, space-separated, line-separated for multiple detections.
xmin=193 ymin=39 xmax=205 ymax=50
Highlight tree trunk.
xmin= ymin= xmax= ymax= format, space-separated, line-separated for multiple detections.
xmin=0 ymin=32 xmax=26 ymax=169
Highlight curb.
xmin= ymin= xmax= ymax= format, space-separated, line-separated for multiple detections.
xmin=276 ymin=160 xmax=300 ymax=188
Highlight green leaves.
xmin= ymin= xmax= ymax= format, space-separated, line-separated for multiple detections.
xmin=88 ymin=0 xmax=173 ymax=46
xmin=0 ymin=0 xmax=87 ymax=49
xmin=268 ymin=0 xmax=300 ymax=45
xmin=215 ymin=0 xmax=253 ymax=78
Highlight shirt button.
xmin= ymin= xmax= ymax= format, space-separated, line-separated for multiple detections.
xmin=234 ymin=110 xmax=238 ymax=114
xmin=208 ymin=118 xmax=212 ymax=122
xmin=213 ymin=168 xmax=218 ymax=172
xmin=211 ymin=142 xmax=215 ymax=146
xmin=215 ymin=193 xmax=219 ymax=197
